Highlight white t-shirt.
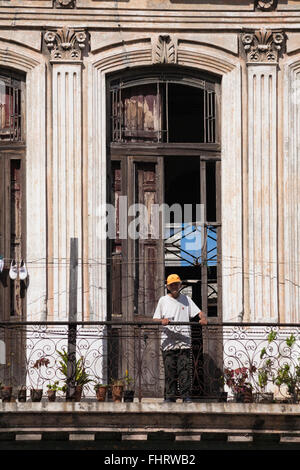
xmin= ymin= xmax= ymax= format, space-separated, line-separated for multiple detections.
xmin=153 ymin=293 xmax=201 ymax=351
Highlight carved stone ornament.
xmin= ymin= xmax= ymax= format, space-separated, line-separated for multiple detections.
xmin=153 ymin=35 xmax=177 ymax=64
xmin=241 ymin=30 xmax=285 ymax=64
xmin=54 ymin=0 xmax=75 ymax=7
xmin=44 ymin=27 xmax=87 ymax=61
xmin=255 ymin=0 xmax=278 ymax=11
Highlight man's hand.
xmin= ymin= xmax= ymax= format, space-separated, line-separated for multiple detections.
xmin=198 ymin=313 xmax=207 ymax=325
xmin=161 ymin=318 xmax=170 ymax=326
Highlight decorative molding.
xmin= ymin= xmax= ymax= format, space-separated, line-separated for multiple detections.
xmin=44 ymin=27 xmax=87 ymax=61
xmin=54 ymin=0 xmax=75 ymax=7
xmin=241 ymin=30 xmax=286 ymax=64
xmin=254 ymin=0 xmax=278 ymax=11
xmin=152 ymin=35 xmax=177 ymax=64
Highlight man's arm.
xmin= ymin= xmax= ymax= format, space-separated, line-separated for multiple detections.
xmin=153 ymin=298 xmax=170 ymax=325
xmin=193 ymin=311 xmax=207 ymax=325
xmin=153 ymin=317 xmax=170 ymax=326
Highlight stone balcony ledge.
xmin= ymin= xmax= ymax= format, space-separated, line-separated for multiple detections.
xmin=1 ymin=401 xmax=300 ymax=449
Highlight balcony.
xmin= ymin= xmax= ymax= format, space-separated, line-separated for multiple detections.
xmin=1 ymin=321 xmax=300 ymax=450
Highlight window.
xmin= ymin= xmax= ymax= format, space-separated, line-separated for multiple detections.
xmin=0 ymin=73 xmax=23 ymax=143
xmin=110 ymin=71 xmax=218 ymax=144
xmin=107 ymin=67 xmax=221 ymax=398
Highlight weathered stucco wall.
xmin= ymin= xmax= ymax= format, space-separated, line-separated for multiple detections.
xmin=0 ymin=0 xmax=299 ymax=323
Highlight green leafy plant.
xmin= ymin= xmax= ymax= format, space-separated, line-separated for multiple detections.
xmin=57 ymin=349 xmax=93 ymax=388
xmin=272 ymin=335 xmax=300 ymax=400
xmin=255 ymin=330 xmax=278 ymax=392
xmin=259 ymin=330 xmax=277 ymax=360
xmin=111 ymin=378 xmax=124 ymax=387
xmin=123 ymin=369 xmax=134 ymax=390
xmin=47 ymin=381 xmax=62 ymax=392
xmin=257 ymin=359 xmax=273 ymax=390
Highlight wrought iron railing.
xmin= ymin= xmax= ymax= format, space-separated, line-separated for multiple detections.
xmin=1 ymin=321 xmax=300 ymax=403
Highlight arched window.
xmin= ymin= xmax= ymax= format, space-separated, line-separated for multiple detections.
xmin=0 ymin=72 xmax=24 ymax=143
xmin=107 ymin=67 xmax=221 ymax=398
xmin=110 ymin=71 xmax=218 ymax=144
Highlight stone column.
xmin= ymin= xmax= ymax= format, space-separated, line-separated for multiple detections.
xmin=44 ymin=28 xmax=87 ymax=320
xmin=242 ymin=30 xmax=285 ymax=322
xmin=282 ymin=58 xmax=300 ymax=322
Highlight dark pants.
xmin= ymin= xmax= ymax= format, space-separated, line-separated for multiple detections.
xmin=162 ymin=349 xmax=191 ymax=399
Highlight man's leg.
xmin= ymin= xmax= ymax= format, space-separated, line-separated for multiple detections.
xmin=162 ymin=350 xmax=178 ymax=400
xmin=177 ymin=349 xmax=192 ymax=400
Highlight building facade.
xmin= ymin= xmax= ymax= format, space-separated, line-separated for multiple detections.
xmin=0 ymin=0 xmax=299 ymax=329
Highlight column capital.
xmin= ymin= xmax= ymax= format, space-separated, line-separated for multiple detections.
xmin=44 ymin=27 xmax=88 ymax=62
xmin=241 ymin=29 xmax=286 ymax=64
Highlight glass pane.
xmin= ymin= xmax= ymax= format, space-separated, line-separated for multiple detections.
xmin=207 ymin=226 xmax=218 ymax=317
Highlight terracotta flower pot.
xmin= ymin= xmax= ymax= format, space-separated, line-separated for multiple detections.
xmin=74 ymin=385 xmax=83 ymax=402
xmin=30 ymin=389 xmax=43 ymax=402
xmin=66 ymin=385 xmax=83 ymax=402
xmin=112 ymin=385 xmax=123 ymax=402
xmin=2 ymin=386 xmax=13 ymax=402
xmin=47 ymin=390 xmax=56 ymax=402
xmin=96 ymin=386 xmax=107 ymax=402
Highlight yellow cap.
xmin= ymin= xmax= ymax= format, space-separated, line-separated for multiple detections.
xmin=166 ymin=274 xmax=182 ymax=285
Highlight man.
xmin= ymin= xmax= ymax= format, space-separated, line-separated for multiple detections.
xmin=153 ymin=273 xmax=207 ymax=403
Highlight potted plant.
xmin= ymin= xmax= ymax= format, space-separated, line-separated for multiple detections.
xmin=123 ymin=370 xmax=135 ymax=403
xmin=17 ymin=386 xmax=27 ymax=402
xmin=254 ymin=331 xmax=276 ymax=403
xmin=30 ymin=356 xmax=50 ymax=401
xmin=94 ymin=383 xmax=108 ymax=402
xmin=46 ymin=381 xmax=61 ymax=402
xmin=223 ymin=366 xmax=256 ymax=403
xmin=111 ymin=378 xmax=124 ymax=402
xmin=254 ymin=360 xmax=274 ymax=403
xmin=272 ymin=334 xmax=300 ymax=403
xmin=1 ymin=383 xmax=13 ymax=402
xmin=57 ymin=349 xmax=92 ymax=402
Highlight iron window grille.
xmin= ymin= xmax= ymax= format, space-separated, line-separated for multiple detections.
xmin=110 ymin=74 xmax=217 ymax=144
xmin=0 ymin=74 xmax=23 ymax=143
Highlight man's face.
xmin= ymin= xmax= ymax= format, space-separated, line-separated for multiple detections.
xmin=167 ymin=282 xmax=181 ymax=295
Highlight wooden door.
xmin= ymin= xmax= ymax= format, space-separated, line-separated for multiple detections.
xmin=109 ymin=155 xmax=164 ymax=396
xmin=0 ymin=151 xmax=26 ymax=388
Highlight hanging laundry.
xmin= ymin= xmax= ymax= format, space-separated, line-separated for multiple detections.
xmin=19 ymin=260 xmax=28 ymax=281
xmin=9 ymin=260 xmax=18 ymax=280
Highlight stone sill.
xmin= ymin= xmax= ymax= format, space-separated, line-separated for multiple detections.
xmin=1 ymin=401 xmax=300 ymax=413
